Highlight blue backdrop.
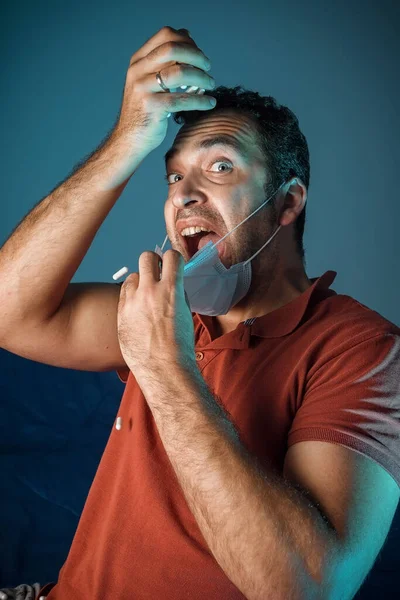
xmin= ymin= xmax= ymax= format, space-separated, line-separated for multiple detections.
xmin=1 ymin=0 xmax=399 ymax=597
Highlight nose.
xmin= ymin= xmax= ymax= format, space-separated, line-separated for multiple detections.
xmin=170 ymin=175 xmax=208 ymax=210
xmin=172 ymin=195 xmax=203 ymax=209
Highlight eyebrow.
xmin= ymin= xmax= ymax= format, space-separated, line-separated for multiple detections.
xmin=164 ymin=135 xmax=246 ymax=167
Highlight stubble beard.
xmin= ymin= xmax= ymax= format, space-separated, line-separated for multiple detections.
xmin=232 ymin=204 xmax=281 ymax=307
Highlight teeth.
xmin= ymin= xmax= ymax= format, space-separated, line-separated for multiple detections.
xmin=181 ymin=226 xmax=211 ymax=237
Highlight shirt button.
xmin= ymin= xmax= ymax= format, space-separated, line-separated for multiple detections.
xmin=195 ymin=351 xmax=204 ymax=361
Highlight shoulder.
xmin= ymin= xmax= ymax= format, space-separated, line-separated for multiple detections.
xmin=299 ymin=293 xmax=400 ymax=375
xmin=313 ymin=292 xmax=399 ymax=342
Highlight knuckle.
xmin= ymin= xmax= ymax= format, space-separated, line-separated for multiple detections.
xmin=163 ymin=40 xmax=178 ymax=56
xmin=127 ymin=63 xmax=138 ymax=80
xmin=140 ymin=250 xmax=155 ymax=260
xmin=141 ymin=95 xmax=155 ymax=113
xmin=131 ymin=79 xmax=143 ymax=93
xmin=161 ymin=26 xmax=176 ymax=35
xmin=174 ymin=63 xmax=186 ymax=78
xmin=150 ymin=42 xmax=171 ymax=62
xmin=165 ymin=248 xmax=181 ymax=260
xmin=178 ymin=93 xmax=193 ymax=105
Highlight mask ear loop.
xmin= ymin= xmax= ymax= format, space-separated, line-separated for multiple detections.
xmin=241 ymin=178 xmax=306 ymax=266
xmin=211 ymin=180 xmax=288 ymax=253
xmin=242 ymin=224 xmax=282 ymax=266
xmin=160 ymin=234 xmax=169 ymax=252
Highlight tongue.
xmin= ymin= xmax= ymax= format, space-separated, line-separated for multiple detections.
xmin=197 ymin=232 xmax=220 ymax=251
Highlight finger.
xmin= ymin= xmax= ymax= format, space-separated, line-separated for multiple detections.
xmin=129 ymin=26 xmax=199 ymax=66
xmin=133 ymin=41 xmax=211 ymax=83
xmin=160 ymin=249 xmax=183 ymax=286
xmin=138 ymin=251 xmax=162 ymax=284
xmin=0 ymin=591 xmax=12 ymax=600
xmin=146 ymin=41 xmax=210 ymax=73
xmin=120 ymin=272 xmax=139 ymax=296
xmin=148 ymin=88 xmax=217 ymax=116
xmin=135 ymin=63 xmax=215 ymax=96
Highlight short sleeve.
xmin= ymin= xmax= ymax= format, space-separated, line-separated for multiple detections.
xmin=116 ymin=368 xmax=130 ymax=384
xmin=288 ymin=333 xmax=400 ymax=488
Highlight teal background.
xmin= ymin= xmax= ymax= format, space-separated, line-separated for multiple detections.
xmin=2 ymin=0 xmax=399 ymax=324
xmin=1 ymin=0 xmax=399 ymax=596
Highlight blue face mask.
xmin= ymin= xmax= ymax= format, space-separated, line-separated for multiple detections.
xmin=155 ymin=178 xmax=305 ymax=316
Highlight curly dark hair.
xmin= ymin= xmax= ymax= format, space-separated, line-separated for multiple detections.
xmin=173 ymin=85 xmax=310 ymax=262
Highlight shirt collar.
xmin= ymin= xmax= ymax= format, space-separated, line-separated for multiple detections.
xmin=251 ymin=270 xmax=337 ymax=338
xmin=194 ymin=271 xmax=337 ymax=348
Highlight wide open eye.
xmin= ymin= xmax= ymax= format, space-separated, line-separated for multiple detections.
xmin=165 ymin=173 xmax=183 ymax=184
xmin=209 ymin=160 xmax=233 ymax=173
xmin=165 ymin=159 xmax=233 ymax=185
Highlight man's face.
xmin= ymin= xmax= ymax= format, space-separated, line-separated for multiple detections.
xmin=163 ymin=109 xmax=279 ymax=278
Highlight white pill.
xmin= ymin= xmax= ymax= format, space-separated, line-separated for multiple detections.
xmin=116 ymin=416 xmax=122 ymax=430
xmin=166 ymin=86 xmax=205 ymax=118
xmin=112 ymin=266 xmax=129 ymax=281
xmin=188 ymin=87 xmax=206 ymax=95
xmin=170 ymin=86 xmax=205 ymax=95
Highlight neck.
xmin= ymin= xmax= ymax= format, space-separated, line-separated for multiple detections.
xmin=213 ymin=263 xmax=312 ymax=337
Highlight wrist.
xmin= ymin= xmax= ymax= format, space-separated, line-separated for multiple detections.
xmin=133 ymin=356 xmax=199 ymax=392
xmin=94 ymin=133 xmax=147 ymax=189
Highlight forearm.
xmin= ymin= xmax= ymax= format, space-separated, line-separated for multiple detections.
xmin=0 ymin=133 xmax=140 ymax=334
xmin=144 ymin=366 xmax=338 ymax=600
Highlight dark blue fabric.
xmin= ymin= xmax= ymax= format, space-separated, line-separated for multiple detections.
xmin=0 ymin=347 xmax=124 ymax=587
xmin=0 ymin=346 xmax=399 ymax=597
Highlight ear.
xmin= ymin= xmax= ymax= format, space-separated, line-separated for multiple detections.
xmin=279 ymin=178 xmax=307 ymax=227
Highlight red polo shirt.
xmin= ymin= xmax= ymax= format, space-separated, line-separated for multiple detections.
xmin=44 ymin=271 xmax=400 ymax=599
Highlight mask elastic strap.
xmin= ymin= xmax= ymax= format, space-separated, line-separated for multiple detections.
xmin=242 ymin=224 xmax=282 ymax=266
xmin=214 ymin=181 xmax=285 ymax=248
xmin=160 ymin=234 xmax=169 ymax=251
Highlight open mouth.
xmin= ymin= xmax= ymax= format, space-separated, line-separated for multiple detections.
xmin=181 ymin=231 xmax=224 ymax=260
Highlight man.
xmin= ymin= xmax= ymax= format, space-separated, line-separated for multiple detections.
xmin=1 ymin=26 xmax=399 ymax=599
